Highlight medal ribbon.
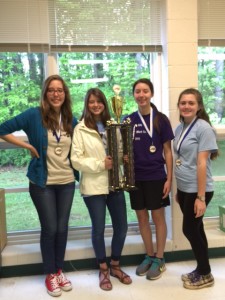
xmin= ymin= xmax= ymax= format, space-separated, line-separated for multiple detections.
xmin=137 ymin=106 xmax=153 ymax=140
xmin=53 ymin=113 xmax=62 ymax=143
xmin=177 ymin=117 xmax=198 ymax=154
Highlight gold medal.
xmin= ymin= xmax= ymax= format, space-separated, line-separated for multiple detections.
xmin=176 ymin=159 xmax=181 ymax=166
xmin=149 ymin=145 xmax=156 ymax=153
xmin=55 ymin=146 xmax=63 ymax=156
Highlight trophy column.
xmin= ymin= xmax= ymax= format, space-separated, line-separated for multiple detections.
xmin=106 ymin=119 xmax=136 ymax=191
xmin=107 ymin=85 xmax=136 ymax=191
xmin=121 ymin=120 xmax=135 ymax=190
xmin=106 ymin=123 xmax=120 ymax=190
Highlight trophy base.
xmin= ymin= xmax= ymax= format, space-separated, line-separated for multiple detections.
xmin=109 ymin=185 xmax=137 ymax=192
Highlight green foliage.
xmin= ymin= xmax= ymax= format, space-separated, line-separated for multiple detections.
xmin=198 ymin=47 xmax=225 ymax=124
xmin=58 ymin=52 xmax=150 ymax=119
xmin=0 ymin=149 xmax=30 ymax=167
xmin=0 ymin=52 xmax=43 ymax=123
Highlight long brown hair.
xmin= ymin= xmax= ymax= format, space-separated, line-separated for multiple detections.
xmin=80 ymin=88 xmax=111 ymax=132
xmin=40 ymin=74 xmax=73 ymax=136
xmin=132 ymin=78 xmax=171 ymax=134
xmin=177 ymin=88 xmax=219 ymax=160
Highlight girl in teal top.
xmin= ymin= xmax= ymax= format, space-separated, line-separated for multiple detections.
xmin=0 ymin=75 xmax=78 ymax=297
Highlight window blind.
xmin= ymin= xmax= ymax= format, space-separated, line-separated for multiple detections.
xmin=48 ymin=0 xmax=161 ymax=51
xmin=198 ymin=0 xmax=225 ymax=46
xmin=0 ymin=0 xmax=162 ymax=52
xmin=0 ymin=0 xmax=49 ymax=52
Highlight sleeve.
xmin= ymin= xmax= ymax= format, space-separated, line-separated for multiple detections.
xmin=0 ymin=109 xmax=32 ymax=135
xmin=198 ymin=125 xmax=218 ymax=152
xmin=70 ymin=126 xmax=106 ymax=173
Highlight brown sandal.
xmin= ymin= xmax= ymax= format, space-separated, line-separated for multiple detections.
xmin=110 ymin=264 xmax=132 ymax=285
xmin=99 ymin=268 xmax=112 ymax=291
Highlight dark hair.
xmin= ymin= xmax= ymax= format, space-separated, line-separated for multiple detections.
xmin=132 ymin=78 xmax=154 ymax=96
xmin=177 ymin=88 xmax=211 ymax=124
xmin=132 ymin=78 xmax=169 ymax=134
xmin=80 ymin=88 xmax=111 ymax=132
xmin=40 ymin=74 xmax=73 ymax=135
xmin=178 ymin=88 xmax=218 ymax=160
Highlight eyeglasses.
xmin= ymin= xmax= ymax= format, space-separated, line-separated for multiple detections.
xmin=47 ymin=88 xmax=64 ymax=95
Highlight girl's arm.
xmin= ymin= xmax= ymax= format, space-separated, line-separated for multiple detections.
xmin=0 ymin=134 xmax=39 ymax=158
xmin=163 ymin=140 xmax=173 ymax=198
xmin=194 ymin=151 xmax=209 ymax=218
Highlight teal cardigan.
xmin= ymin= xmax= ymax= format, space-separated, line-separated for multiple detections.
xmin=0 ymin=107 xmax=79 ymax=187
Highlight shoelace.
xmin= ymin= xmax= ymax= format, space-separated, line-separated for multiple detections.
xmin=49 ymin=275 xmax=59 ymax=289
xmin=191 ymin=274 xmax=202 ymax=283
xmin=58 ymin=272 xmax=68 ymax=284
xmin=188 ymin=271 xmax=198 ymax=280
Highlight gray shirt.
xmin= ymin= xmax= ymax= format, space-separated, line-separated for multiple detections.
xmin=173 ymin=119 xmax=218 ymax=193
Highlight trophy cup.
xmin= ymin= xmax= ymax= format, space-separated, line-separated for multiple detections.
xmin=106 ymin=85 xmax=136 ymax=191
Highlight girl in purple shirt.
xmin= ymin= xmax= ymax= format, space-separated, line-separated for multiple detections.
xmin=126 ymin=78 xmax=174 ymax=280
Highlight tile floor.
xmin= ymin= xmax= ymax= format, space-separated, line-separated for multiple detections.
xmin=0 ymin=257 xmax=224 ymax=300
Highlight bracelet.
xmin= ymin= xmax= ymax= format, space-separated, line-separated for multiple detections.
xmin=197 ymin=195 xmax=205 ymax=202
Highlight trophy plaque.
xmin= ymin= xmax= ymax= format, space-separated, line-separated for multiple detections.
xmin=106 ymin=85 xmax=136 ymax=191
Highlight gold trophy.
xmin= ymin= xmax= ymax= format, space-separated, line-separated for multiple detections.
xmin=106 ymin=85 xmax=136 ymax=191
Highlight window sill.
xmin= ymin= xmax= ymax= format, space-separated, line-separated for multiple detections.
xmin=1 ymin=234 xmax=173 ymax=267
xmin=2 ymin=225 xmax=225 ymax=268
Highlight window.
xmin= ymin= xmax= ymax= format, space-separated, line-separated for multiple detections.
xmin=198 ymin=46 xmax=225 ymax=217
xmin=0 ymin=51 xmax=161 ymax=233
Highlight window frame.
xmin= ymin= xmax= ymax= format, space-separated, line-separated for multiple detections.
xmin=1 ymin=51 xmax=162 ymax=244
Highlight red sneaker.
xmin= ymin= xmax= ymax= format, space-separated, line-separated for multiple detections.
xmin=57 ymin=269 xmax=72 ymax=291
xmin=45 ymin=273 xmax=62 ymax=297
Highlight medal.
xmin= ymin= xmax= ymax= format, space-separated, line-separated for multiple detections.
xmin=55 ymin=146 xmax=63 ymax=156
xmin=149 ymin=145 xmax=156 ymax=153
xmin=176 ymin=159 xmax=181 ymax=166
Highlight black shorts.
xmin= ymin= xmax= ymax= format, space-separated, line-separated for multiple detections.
xmin=129 ymin=180 xmax=170 ymax=210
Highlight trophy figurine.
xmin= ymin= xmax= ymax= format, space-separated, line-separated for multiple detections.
xmin=106 ymin=85 xmax=136 ymax=191
xmin=111 ymin=84 xmax=123 ymax=123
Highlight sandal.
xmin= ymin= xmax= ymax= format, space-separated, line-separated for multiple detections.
xmin=99 ymin=267 xmax=112 ymax=291
xmin=110 ymin=264 xmax=132 ymax=285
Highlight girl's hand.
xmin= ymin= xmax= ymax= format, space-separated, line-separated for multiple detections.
xmin=28 ymin=145 xmax=40 ymax=158
xmin=162 ymin=179 xmax=171 ymax=199
xmin=105 ymin=156 xmax=113 ymax=170
xmin=194 ymin=198 xmax=206 ymax=218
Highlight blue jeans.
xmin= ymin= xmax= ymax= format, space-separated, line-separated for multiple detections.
xmin=29 ymin=182 xmax=75 ymax=274
xmin=84 ymin=191 xmax=128 ymax=264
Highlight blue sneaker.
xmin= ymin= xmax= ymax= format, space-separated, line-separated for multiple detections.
xmin=136 ymin=255 xmax=153 ymax=276
xmin=146 ymin=257 xmax=166 ymax=280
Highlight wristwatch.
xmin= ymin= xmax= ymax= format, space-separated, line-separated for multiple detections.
xmin=197 ymin=195 xmax=206 ymax=202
